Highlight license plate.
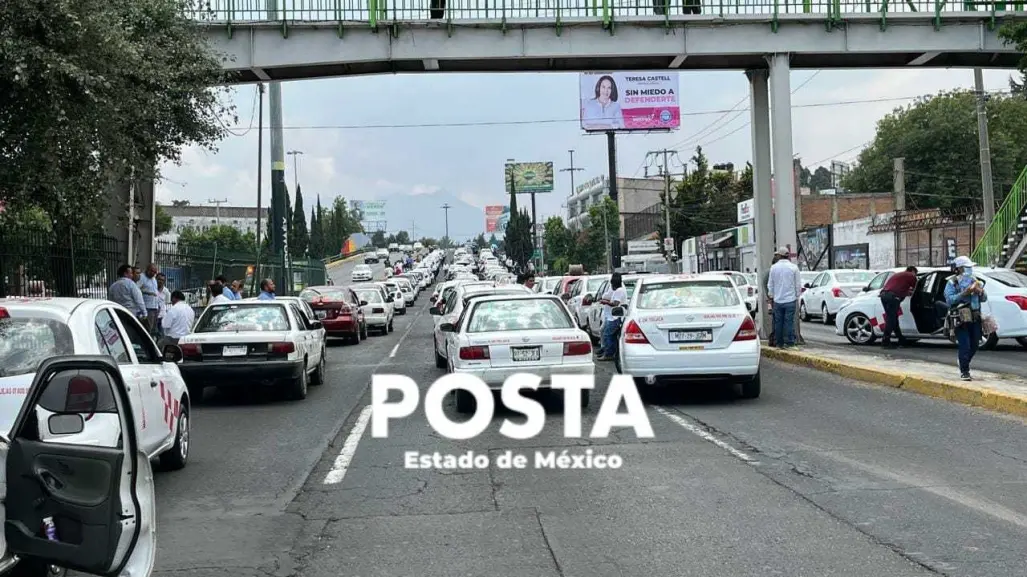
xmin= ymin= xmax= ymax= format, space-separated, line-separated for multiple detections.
xmin=316 ymin=310 xmax=327 ymax=319
xmin=669 ymin=330 xmax=712 ymax=343
xmin=511 ymin=347 xmax=541 ymax=362
xmin=223 ymin=345 xmax=248 ymax=357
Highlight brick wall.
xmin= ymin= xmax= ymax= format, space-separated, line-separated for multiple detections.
xmin=801 ymin=193 xmax=896 ymax=228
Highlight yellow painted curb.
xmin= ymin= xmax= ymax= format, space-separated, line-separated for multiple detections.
xmin=763 ymin=347 xmax=1027 ymax=419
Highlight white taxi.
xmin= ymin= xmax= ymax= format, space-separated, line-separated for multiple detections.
xmin=439 ymin=294 xmax=595 ymax=412
xmin=352 ymin=284 xmax=395 ymax=334
xmin=377 ymin=281 xmax=407 ymax=314
xmin=0 ymin=298 xmax=191 ymax=470
xmin=615 ymin=274 xmax=760 ymax=399
xmin=351 ymin=264 xmax=374 ymax=282
xmin=430 ymin=282 xmax=528 ymax=368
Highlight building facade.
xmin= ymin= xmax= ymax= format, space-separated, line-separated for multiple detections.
xmin=565 ymin=175 xmax=667 ymax=239
xmin=158 ymin=205 xmax=268 ymax=242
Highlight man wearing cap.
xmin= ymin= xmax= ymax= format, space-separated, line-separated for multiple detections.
xmin=944 ymin=256 xmax=987 ymax=380
xmin=766 ymin=247 xmax=802 ymax=348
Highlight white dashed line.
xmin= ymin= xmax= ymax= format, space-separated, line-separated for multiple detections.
xmin=322 ymin=405 xmax=373 ymax=484
xmin=389 ymin=343 xmax=401 ymax=358
xmin=653 ymin=406 xmax=757 ymax=464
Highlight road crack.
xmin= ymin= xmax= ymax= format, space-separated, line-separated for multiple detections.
xmin=534 ymin=508 xmax=565 ymax=577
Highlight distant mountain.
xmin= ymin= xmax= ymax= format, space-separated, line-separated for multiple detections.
xmin=373 ymin=191 xmax=485 ymax=241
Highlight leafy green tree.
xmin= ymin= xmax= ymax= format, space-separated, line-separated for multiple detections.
xmin=503 ymin=186 xmax=533 ymax=271
xmin=0 ymin=0 xmax=232 ymax=231
xmin=155 ymin=204 xmax=173 ymax=236
xmin=473 ymin=233 xmax=488 ymax=249
xmin=841 ymin=90 xmax=1027 ymax=209
xmin=543 ymin=216 xmax=573 ymax=271
xmin=290 ymin=186 xmax=308 ymax=258
xmin=179 ymin=225 xmax=256 ymax=255
xmin=371 ymin=230 xmax=387 ymax=247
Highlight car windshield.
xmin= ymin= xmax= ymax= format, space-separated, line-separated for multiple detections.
xmin=540 ymin=278 xmax=561 ymax=292
xmin=196 ymin=305 xmax=290 ymax=332
xmin=0 ymin=316 xmax=76 ymax=378
xmin=983 ymin=270 xmax=1027 ymax=287
xmin=636 ymin=279 xmax=741 ymax=309
xmin=300 ymin=288 xmax=349 ymax=302
xmin=463 ymin=289 xmax=528 ymax=305
xmin=467 ymin=299 xmax=574 ymax=332
xmin=355 ymin=290 xmax=383 ymax=303
xmin=835 ymin=271 xmax=877 ymax=283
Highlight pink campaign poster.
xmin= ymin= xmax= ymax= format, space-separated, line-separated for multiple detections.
xmin=579 ymin=72 xmax=680 ymax=132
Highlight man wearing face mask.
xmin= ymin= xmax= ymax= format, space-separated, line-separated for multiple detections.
xmin=944 ymin=256 xmax=987 ymax=381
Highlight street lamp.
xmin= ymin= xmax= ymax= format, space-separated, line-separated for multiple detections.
xmin=286 ymin=150 xmax=303 ymax=190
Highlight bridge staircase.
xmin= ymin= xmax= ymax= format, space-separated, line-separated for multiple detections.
xmin=972 ymin=164 xmax=1027 ymax=272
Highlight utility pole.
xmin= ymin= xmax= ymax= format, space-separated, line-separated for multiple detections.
xmin=208 ymin=198 xmax=229 ymax=224
xmin=254 ymin=83 xmax=265 ymax=294
xmin=974 ymin=68 xmax=996 ymax=227
xmin=645 ymin=149 xmax=678 ymax=272
xmin=286 ymin=150 xmax=303 ymax=191
xmin=560 ymin=149 xmax=584 ymax=201
xmin=441 ymin=203 xmax=451 ymax=245
xmin=266 ymin=0 xmax=288 ymax=295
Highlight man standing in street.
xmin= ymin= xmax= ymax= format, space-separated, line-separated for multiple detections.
xmin=880 ymin=265 xmax=917 ymax=348
xmin=767 ymin=247 xmax=801 ymax=348
xmin=258 ymin=278 xmax=277 ymax=300
xmin=596 ymin=273 xmax=626 ymax=361
xmin=138 ymin=263 xmax=161 ymax=335
xmin=109 ymin=264 xmax=147 ymax=319
xmin=159 ymin=290 xmax=195 ymax=349
xmin=155 ymin=273 xmax=170 ymax=339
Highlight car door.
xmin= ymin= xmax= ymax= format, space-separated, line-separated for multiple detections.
xmin=90 ymin=309 xmax=150 ymax=445
xmin=804 ymin=273 xmax=824 ymax=310
xmin=111 ymin=308 xmax=171 ymax=453
xmin=289 ymin=303 xmax=316 ymax=364
xmin=2 ymin=355 xmax=155 ymax=576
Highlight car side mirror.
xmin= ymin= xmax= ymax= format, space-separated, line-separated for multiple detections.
xmin=611 ymin=306 xmax=625 ymax=317
xmin=48 ymin=413 xmax=85 ymax=435
xmin=803 ymin=283 xmax=812 ymax=289
xmin=360 ymin=300 xmax=368 ymax=306
xmin=561 ymin=292 xmax=571 ymax=301
xmin=429 ymin=306 xmax=441 ymax=315
xmin=163 ymin=344 xmax=183 ymax=363
xmin=862 ymin=286 xmax=869 ymax=292
xmin=311 ymin=320 xmax=323 ymax=329
xmin=582 ymin=295 xmax=594 ymax=306
xmin=439 ymin=322 xmax=456 ymax=332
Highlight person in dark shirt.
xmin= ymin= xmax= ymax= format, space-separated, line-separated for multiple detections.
xmin=880 ymin=266 xmax=917 ymax=348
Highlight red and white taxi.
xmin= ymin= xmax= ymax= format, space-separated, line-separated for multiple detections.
xmin=0 ymin=298 xmax=191 ymax=470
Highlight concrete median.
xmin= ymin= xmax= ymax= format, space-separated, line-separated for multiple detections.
xmin=763 ymin=344 xmax=1027 ymax=419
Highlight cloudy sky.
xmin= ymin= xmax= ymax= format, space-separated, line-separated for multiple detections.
xmin=157 ymin=67 xmax=1012 ymax=237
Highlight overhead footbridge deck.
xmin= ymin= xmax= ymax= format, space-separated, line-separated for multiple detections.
xmin=189 ymin=0 xmax=1023 ymax=83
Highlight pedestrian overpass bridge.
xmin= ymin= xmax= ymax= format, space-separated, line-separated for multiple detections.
xmin=190 ymin=0 xmax=1022 ymax=83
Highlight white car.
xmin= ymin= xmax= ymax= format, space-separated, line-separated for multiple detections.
xmin=0 ymin=355 xmax=157 ymax=577
xmin=378 ymin=281 xmax=407 ymax=314
xmin=799 ymin=269 xmax=879 ymax=324
xmin=393 ymin=277 xmax=417 ymax=306
xmin=615 ymin=274 xmax=761 ymax=399
xmin=701 ymin=270 xmax=759 ymax=315
xmin=351 ymin=264 xmax=374 ymax=282
xmin=177 ymin=300 xmax=327 ymax=400
xmin=585 ymin=275 xmax=645 ymax=341
xmin=352 ymin=284 xmax=395 ymax=334
xmin=439 ymin=294 xmax=595 ymax=412
xmin=835 ymin=266 xmax=1027 ymax=349
xmin=431 ymin=283 xmax=529 ymax=368
xmin=0 ymin=298 xmax=191 ymax=470
xmin=565 ymin=274 xmax=611 ymax=328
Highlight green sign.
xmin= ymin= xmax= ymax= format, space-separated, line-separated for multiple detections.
xmin=505 ymin=162 xmax=554 ymax=193
xmin=532 ymin=249 xmax=542 ymax=259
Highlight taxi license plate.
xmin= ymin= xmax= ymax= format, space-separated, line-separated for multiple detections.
xmin=511 ymin=347 xmax=541 ymax=362
xmin=223 ymin=345 xmax=248 ymax=357
xmin=316 ymin=310 xmax=327 ymax=319
xmin=669 ymin=330 xmax=712 ymax=343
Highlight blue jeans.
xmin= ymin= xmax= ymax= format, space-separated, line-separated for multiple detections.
xmin=955 ymin=320 xmax=982 ymax=374
xmin=773 ymin=300 xmax=796 ymax=347
xmin=600 ymin=318 xmax=621 ymax=358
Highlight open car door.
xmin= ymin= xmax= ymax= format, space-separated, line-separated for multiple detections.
xmin=0 ymin=355 xmax=156 ymax=576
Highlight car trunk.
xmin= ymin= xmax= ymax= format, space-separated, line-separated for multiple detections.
xmin=308 ymin=299 xmax=356 ymax=321
xmin=834 ymin=283 xmax=866 ymax=299
xmin=634 ymin=308 xmax=746 ymax=351
xmin=184 ymin=331 xmax=292 ymax=360
xmin=470 ymin=329 xmax=585 ymax=368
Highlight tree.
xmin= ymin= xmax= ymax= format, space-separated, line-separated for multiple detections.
xmin=669 ymin=148 xmax=753 ymax=244
xmin=155 ymin=204 xmax=173 ymax=236
xmin=808 ymin=166 xmax=832 ymax=191
xmin=309 ymin=205 xmax=323 ymax=259
xmin=473 ymin=233 xmax=488 ymax=249
xmin=543 ymin=216 xmax=573 ymax=272
xmin=841 ymin=90 xmax=1027 ymax=210
xmin=1000 ymin=22 xmax=1027 ymax=97
xmin=0 ymin=0 xmax=232 ymax=231
xmin=371 ymin=230 xmax=387 ymax=247
xmin=290 ymin=186 xmax=308 ymax=258
xmin=503 ymin=184 xmax=533 ymax=271
xmin=179 ymin=225 xmax=256 ymax=255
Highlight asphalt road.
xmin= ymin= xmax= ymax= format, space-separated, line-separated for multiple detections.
xmin=800 ymin=320 xmax=1027 ymax=379
xmin=143 ymin=259 xmax=1027 ymax=577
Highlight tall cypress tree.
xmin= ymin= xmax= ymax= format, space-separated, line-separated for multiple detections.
xmin=291 ymin=185 xmax=309 ymax=258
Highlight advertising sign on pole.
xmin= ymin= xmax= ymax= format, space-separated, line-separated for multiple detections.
xmin=350 ymin=200 xmax=388 ymax=232
xmin=579 ymin=72 xmax=680 ymax=132
xmin=737 ymin=198 xmax=754 ymax=223
xmin=504 ymin=162 xmax=554 ymax=193
xmin=485 ymin=205 xmax=510 ymax=233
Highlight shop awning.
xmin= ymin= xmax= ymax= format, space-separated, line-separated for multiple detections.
xmin=705 ymin=233 xmax=735 ymax=248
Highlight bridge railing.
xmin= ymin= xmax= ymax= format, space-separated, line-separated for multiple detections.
xmin=187 ymin=0 xmax=1024 ymax=24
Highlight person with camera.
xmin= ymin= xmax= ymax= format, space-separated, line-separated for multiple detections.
xmin=944 ymin=256 xmax=987 ymax=381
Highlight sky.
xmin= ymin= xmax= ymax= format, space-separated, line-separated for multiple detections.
xmin=156 ymin=67 xmax=1014 ymax=241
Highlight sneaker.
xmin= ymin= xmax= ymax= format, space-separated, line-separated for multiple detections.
xmin=960 ymin=373 xmax=971 ymax=381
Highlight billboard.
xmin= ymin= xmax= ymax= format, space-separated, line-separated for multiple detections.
xmin=504 ymin=162 xmax=553 ymax=194
xmin=579 ymin=72 xmax=680 ymax=132
xmin=486 ymin=205 xmax=510 ymax=233
xmin=350 ymin=200 xmax=387 ymax=232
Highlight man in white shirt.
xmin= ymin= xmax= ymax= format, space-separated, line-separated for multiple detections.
xmin=160 ymin=290 xmax=196 ymax=348
xmin=766 ymin=247 xmax=802 ymax=348
xmin=596 ymin=273 xmax=627 ymax=361
xmin=155 ymin=274 xmax=170 ymax=337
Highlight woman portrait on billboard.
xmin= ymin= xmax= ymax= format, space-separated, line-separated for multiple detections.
xmin=580 ymin=75 xmax=625 ymax=130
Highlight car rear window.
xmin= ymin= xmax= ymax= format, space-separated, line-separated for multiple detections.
xmin=467 ymin=299 xmax=573 ymax=333
xmin=196 ymin=305 xmax=290 ymax=332
xmin=835 ymin=271 xmax=877 ymax=283
xmin=0 ymin=317 xmax=76 ymax=378
xmin=984 ymin=270 xmax=1027 ymax=287
xmin=355 ymin=289 xmax=383 ymax=303
xmin=636 ymin=280 xmax=741 ymax=309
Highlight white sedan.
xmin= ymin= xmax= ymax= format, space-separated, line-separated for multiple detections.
xmin=615 ymin=274 xmax=761 ymax=399
xmin=378 ymin=280 xmax=407 ymax=314
xmin=439 ymin=294 xmax=595 ymax=412
xmin=352 ymin=284 xmax=395 ymax=334
xmin=799 ymin=269 xmax=878 ymax=324
xmin=351 ymin=264 xmax=374 ymax=282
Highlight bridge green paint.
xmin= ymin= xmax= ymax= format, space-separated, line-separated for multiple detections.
xmin=187 ymin=0 xmax=1024 ymax=36
xmin=973 ymin=164 xmax=1027 ymax=267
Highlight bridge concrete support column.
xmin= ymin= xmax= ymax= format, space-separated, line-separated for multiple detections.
xmin=747 ymin=68 xmax=774 ymax=339
xmin=768 ymin=53 xmax=797 ymax=257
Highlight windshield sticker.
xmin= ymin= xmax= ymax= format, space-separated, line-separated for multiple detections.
xmin=637 ymin=316 xmax=664 ymax=323
xmin=678 ymin=345 xmax=704 ymax=350
xmin=0 ymin=387 xmax=29 ymax=395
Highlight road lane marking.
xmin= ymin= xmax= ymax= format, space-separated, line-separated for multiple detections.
xmin=654 ymin=406 xmax=756 ymax=464
xmin=323 ymin=405 xmax=372 ymax=485
xmin=389 ymin=343 xmax=400 ymax=358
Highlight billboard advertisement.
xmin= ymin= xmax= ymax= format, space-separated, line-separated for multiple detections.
xmin=485 ymin=205 xmax=510 ymax=233
xmin=579 ymin=72 xmax=680 ymax=132
xmin=350 ymin=200 xmax=387 ymax=232
xmin=504 ymin=162 xmax=554 ymax=193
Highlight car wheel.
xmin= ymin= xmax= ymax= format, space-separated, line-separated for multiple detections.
xmin=360 ymin=322 xmax=369 ymax=339
xmin=843 ymin=312 xmax=877 ymax=345
xmin=287 ymin=363 xmax=309 ymax=400
xmin=455 ymin=389 xmax=476 ymax=413
xmin=1017 ymin=336 xmax=1027 ymax=349
xmin=980 ymin=331 xmax=999 ymax=350
xmin=435 ymin=346 xmax=447 ymax=369
xmin=388 ymin=318 xmax=395 ymax=332
xmin=821 ymin=304 xmax=831 ymax=325
xmin=311 ymin=350 xmax=326 ymax=385
xmin=739 ymin=372 xmax=761 ymax=399
xmin=799 ymin=301 xmax=810 ymax=322
xmin=159 ymin=402 xmax=189 ymax=471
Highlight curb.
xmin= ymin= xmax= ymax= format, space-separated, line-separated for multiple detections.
xmin=763 ymin=347 xmax=1027 ymax=420
xmin=326 ymin=252 xmax=368 ymax=269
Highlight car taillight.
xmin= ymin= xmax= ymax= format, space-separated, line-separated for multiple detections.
xmin=1006 ymin=295 xmax=1027 ymax=310
xmin=0 ymin=307 xmax=8 ymax=319
xmin=734 ymin=315 xmax=758 ymax=341
xmin=563 ymin=341 xmax=592 ymax=355
xmin=459 ymin=346 xmax=490 ymax=360
xmin=180 ymin=343 xmax=201 ymax=358
xmin=832 ymin=287 xmax=843 ymax=298
xmin=624 ymin=320 xmax=649 ymax=344
xmin=270 ymin=342 xmax=295 ymax=354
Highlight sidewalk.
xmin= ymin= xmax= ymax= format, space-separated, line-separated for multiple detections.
xmin=763 ymin=343 xmax=1027 ymax=420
